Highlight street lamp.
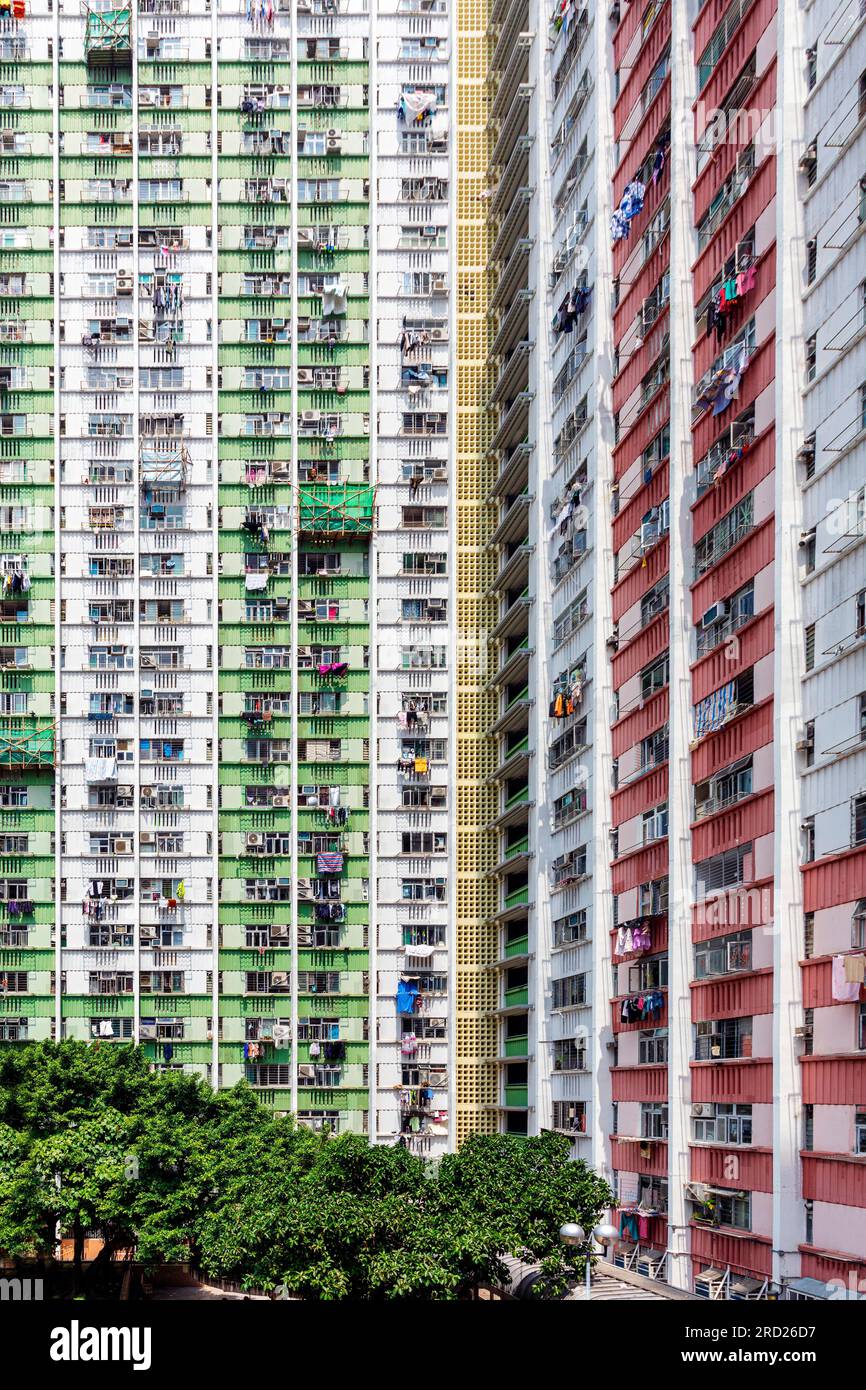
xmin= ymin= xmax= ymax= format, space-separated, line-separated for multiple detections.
xmin=559 ymin=1221 xmax=619 ymax=1300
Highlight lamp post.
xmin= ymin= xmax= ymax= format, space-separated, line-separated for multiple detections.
xmin=559 ymin=1221 xmax=620 ymax=1300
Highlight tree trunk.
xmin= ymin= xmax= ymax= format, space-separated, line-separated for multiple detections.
xmin=72 ymin=1219 xmax=84 ymax=1296
xmin=82 ymin=1230 xmax=130 ymax=1286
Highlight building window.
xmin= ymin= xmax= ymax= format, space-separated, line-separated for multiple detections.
xmin=694 ymin=929 xmax=752 ymax=979
xmin=628 ymin=955 xmax=668 ymax=991
xmin=552 ymin=1100 xmax=587 ymax=1135
xmin=693 ymin=1102 xmax=752 ymax=1145
xmin=640 ymin=1102 xmax=668 ymax=1139
xmin=553 ymin=909 xmax=588 ymax=946
xmin=804 ymin=718 xmax=815 ymax=767
xmin=637 ymin=1175 xmax=668 ymax=1214
xmin=552 ymin=973 xmax=587 ymax=1009
xmin=553 ymin=1037 xmax=586 ymax=1071
xmin=853 ymin=900 xmax=866 ymax=950
xmin=803 ymin=1104 xmax=814 ymax=1151
xmin=804 ymin=911 xmax=815 ymax=958
xmin=552 ymin=786 xmax=587 ymax=830
xmin=853 ymin=794 xmax=866 ymax=848
xmin=695 ymin=1015 xmax=752 ymax=1060
xmin=802 ymin=815 xmax=815 ymax=863
xmin=642 ymin=801 xmax=668 ymax=843
xmin=856 ymin=1112 xmax=866 ymax=1155
xmin=695 ymin=844 xmax=751 ymax=896
xmin=714 ymin=1191 xmax=751 ymax=1231
xmin=806 ymin=334 xmax=817 ymax=381
xmin=638 ymin=1027 xmax=668 ymax=1064
xmin=805 ymin=623 xmax=816 ymax=672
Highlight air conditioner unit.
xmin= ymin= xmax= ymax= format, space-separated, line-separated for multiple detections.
xmin=302 ymin=410 xmax=317 ymax=422
xmin=429 ymin=328 xmax=446 ymax=341
xmin=793 ymin=1024 xmax=812 ymax=1038
xmin=247 ymin=833 xmax=263 ymax=847
xmin=326 ymin=138 xmax=341 ymax=154
xmin=691 ymin=1103 xmax=710 ymax=1117
xmin=796 ymin=731 xmax=814 ymax=752
xmin=114 ymin=840 xmax=128 ymax=854
xmin=297 ymin=368 xmax=314 ymax=384
xmin=701 ymin=599 xmax=729 ymax=629
xmin=272 ymin=794 xmax=288 ymax=806
xmin=431 ymin=467 xmax=447 ymax=481
xmin=431 ymin=277 xmax=447 ymax=294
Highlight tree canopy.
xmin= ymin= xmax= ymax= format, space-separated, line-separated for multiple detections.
xmin=0 ymin=1041 xmax=612 ymax=1300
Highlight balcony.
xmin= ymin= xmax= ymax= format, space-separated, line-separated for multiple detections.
xmin=694 ymin=500 xmax=753 ymax=579
xmin=490 ymin=137 xmax=534 ymax=219
xmin=500 ymin=832 xmax=529 ymax=865
xmin=490 ymin=187 xmax=532 ymax=263
xmin=490 ymin=78 xmax=531 ymax=165
xmin=489 ymin=636 xmax=532 ymax=688
xmin=504 ymin=1084 xmax=528 ymax=1107
xmin=488 ymin=391 xmax=533 ymax=455
xmin=489 ymin=238 xmax=533 ymax=314
xmin=502 ymin=985 xmax=529 ymax=1009
xmin=488 ymin=541 xmax=532 ymax=596
xmin=488 ymin=442 xmax=531 ymax=502
xmin=491 ymin=33 xmax=534 ymax=124
xmin=492 ymin=882 xmax=533 ymax=923
xmin=487 ymin=734 xmax=530 ymax=784
xmin=487 ymin=341 xmax=532 ymax=408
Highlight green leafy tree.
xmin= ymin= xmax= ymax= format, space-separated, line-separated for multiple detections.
xmin=0 ymin=1042 xmax=612 ymax=1300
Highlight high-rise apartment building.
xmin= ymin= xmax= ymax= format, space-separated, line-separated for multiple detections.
xmin=1 ymin=0 xmax=865 ymax=1300
xmin=472 ymin=0 xmax=866 ymax=1300
xmin=2 ymin=0 xmax=454 ymax=1154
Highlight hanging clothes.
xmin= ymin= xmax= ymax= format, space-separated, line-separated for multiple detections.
xmin=832 ymin=955 xmax=862 ymax=1002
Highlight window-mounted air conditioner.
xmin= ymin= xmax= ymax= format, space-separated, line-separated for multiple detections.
xmin=700 ymin=599 xmax=729 ymax=629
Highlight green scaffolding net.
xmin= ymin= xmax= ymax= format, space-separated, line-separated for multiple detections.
xmin=0 ymin=720 xmax=55 ymax=768
xmin=83 ymin=6 xmax=132 ymax=63
xmin=297 ymin=484 xmax=376 ymax=539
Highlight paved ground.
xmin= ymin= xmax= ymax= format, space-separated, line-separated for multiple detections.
xmin=149 ymin=1283 xmax=269 ymax=1300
